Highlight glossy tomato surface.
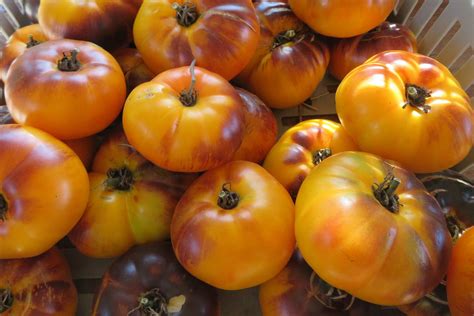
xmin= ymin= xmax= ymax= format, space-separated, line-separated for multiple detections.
xmin=171 ymin=160 xmax=295 ymax=290
xmin=336 ymin=51 xmax=473 ymax=173
xmin=113 ymin=47 xmax=154 ymax=94
xmin=63 ymin=135 xmax=101 ymax=171
xmin=296 ymin=151 xmax=452 ymax=306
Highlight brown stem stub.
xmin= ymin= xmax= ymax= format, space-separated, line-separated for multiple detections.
xmin=217 ymin=183 xmax=240 ymax=210
xmin=272 ymin=29 xmax=297 ymax=49
xmin=127 ymin=288 xmax=168 ymax=316
xmin=0 ymin=194 xmax=8 ymax=222
xmin=57 ymin=49 xmax=81 ymax=72
xmin=402 ymin=84 xmax=431 ymax=113
xmin=26 ymin=35 xmax=41 ymax=48
xmin=372 ymin=172 xmax=401 ymax=213
xmin=0 ymin=289 xmax=13 ymax=313
xmin=105 ymin=167 xmax=134 ymax=191
xmin=172 ymin=1 xmax=199 ymax=27
xmin=313 ymin=148 xmax=332 ymax=165
xmin=308 ymin=272 xmax=355 ymax=311
xmin=179 ymin=59 xmax=198 ymax=107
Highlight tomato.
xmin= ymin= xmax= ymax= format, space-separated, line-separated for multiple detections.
xmin=236 ymin=0 xmax=329 ymax=109
xmin=329 ymin=22 xmax=417 ymax=81
xmin=38 ymin=0 xmax=142 ymax=51
xmin=336 ymin=51 xmax=473 ymax=173
xmin=63 ymin=135 xmax=101 ymax=171
xmin=92 ymin=241 xmax=219 ymax=316
xmin=123 ymin=63 xmax=244 ymax=172
xmin=5 ymin=39 xmax=126 ymax=140
xmin=24 ymin=0 xmax=40 ymax=23
xmin=0 ymin=125 xmax=89 ymax=259
xmin=133 ymin=0 xmax=260 ymax=80
xmin=171 ymin=160 xmax=295 ymax=290
xmin=0 ymin=24 xmax=47 ymax=82
xmin=0 ymin=247 xmax=77 ymax=315
xmin=295 ymin=151 xmax=452 ymax=306
xmin=232 ymin=87 xmax=278 ymax=163
xmin=263 ymin=119 xmax=358 ymax=199
xmin=447 ymin=227 xmax=474 ymax=316
xmin=288 ymin=0 xmax=396 ymax=38
xmin=112 ymin=48 xmax=154 ymax=94
xmin=398 ymin=286 xmax=450 ymax=316
xmin=68 ymin=128 xmax=198 ymax=258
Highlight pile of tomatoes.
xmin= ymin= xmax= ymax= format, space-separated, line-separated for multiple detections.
xmin=0 ymin=0 xmax=473 ymax=315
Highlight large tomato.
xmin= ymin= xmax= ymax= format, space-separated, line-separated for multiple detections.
xmin=133 ymin=0 xmax=260 ymax=80
xmin=336 ymin=51 xmax=473 ymax=173
xmin=0 ymin=247 xmax=77 ymax=315
xmin=123 ymin=63 xmax=245 ymax=172
xmin=288 ymin=0 xmax=396 ymax=38
xmin=38 ymin=0 xmax=142 ymax=51
xmin=68 ymin=128 xmax=198 ymax=258
xmin=171 ymin=160 xmax=295 ymax=290
xmin=295 ymin=151 xmax=452 ymax=306
xmin=5 ymin=39 xmax=126 ymax=140
xmin=236 ymin=0 xmax=329 ymax=109
xmin=63 ymin=135 xmax=102 ymax=171
xmin=0 ymin=125 xmax=89 ymax=259
xmin=263 ymin=119 xmax=358 ymax=199
xmin=112 ymin=48 xmax=154 ymax=94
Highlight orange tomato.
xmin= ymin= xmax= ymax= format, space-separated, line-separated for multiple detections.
xmin=0 ymin=125 xmax=89 ymax=259
xmin=336 ymin=51 xmax=473 ymax=173
xmin=5 ymin=39 xmax=126 ymax=140
xmin=112 ymin=48 xmax=154 ymax=94
xmin=63 ymin=135 xmax=101 ymax=171
xmin=171 ymin=160 xmax=295 ymax=290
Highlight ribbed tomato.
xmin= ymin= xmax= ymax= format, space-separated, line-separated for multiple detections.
xmin=112 ymin=48 xmax=154 ymax=95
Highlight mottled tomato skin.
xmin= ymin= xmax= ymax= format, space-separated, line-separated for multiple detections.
xmin=5 ymin=39 xmax=126 ymax=140
xmin=112 ymin=48 xmax=154 ymax=94
xmin=171 ymin=160 xmax=295 ymax=290
xmin=0 ymin=247 xmax=77 ymax=315
xmin=296 ymin=151 xmax=452 ymax=306
xmin=236 ymin=0 xmax=329 ymax=109
xmin=447 ymin=227 xmax=474 ymax=316
xmin=232 ymin=88 xmax=278 ymax=163
xmin=133 ymin=0 xmax=260 ymax=80
xmin=0 ymin=24 xmax=47 ymax=82
xmin=263 ymin=119 xmax=358 ymax=199
xmin=63 ymin=135 xmax=101 ymax=171
xmin=123 ymin=66 xmax=245 ymax=172
xmin=38 ymin=0 xmax=142 ymax=51
xmin=0 ymin=125 xmax=89 ymax=259
xmin=288 ymin=0 xmax=396 ymax=38
xmin=92 ymin=242 xmax=219 ymax=316
xmin=336 ymin=51 xmax=473 ymax=173
xmin=329 ymin=22 xmax=417 ymax=80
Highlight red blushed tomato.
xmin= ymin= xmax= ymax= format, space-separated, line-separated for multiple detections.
xmin=336 ymin=51 xmax=473 ymax=173
xmin=447 ymin=228 xmax=474 ymax=316
xmin=288 ymin=0 xmax=396 ymax=38
xmin=123 ymin=63 xmax=245 ymax=172
xmin=38 ymin=0 xmax=142 ymax=51
xmin=0 ymin=125 xmax=89 ymax=259
xmin=112 ymin=48 xmax=154 ymax=94
xmin=63 ymin=135 xmax=101 ymax=171
xmin=5 ymin=39 xmax=126 ymax=140
xmin=0 ymin=24 xmax=47 ymax=82
xmin=236 ymin=0 xmax=329 ymax=109
xmin=329 ymin=22 xmax=417 ymax=81
xmin=133 ymin=0 xmax=260 ymax=80
xmin=171 ymin=160 xmax=295 ymax=290
xmin=295 ymin=151 xmax=452 ymax=306
xmin=68 ymin=128 xmax=198 ymax=258
xmin=0 ymin=247 xmax=78 ymax=315
xmin=232 ymin=88 xmax=278 ymax=163
xmin=263 ymin=119 xmax=358 ymax=199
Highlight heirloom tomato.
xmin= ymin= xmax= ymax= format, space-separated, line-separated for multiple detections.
xmin=336 ymin=51 xmax=473 ymax=173
xmin=24 ymin=0 xmax=40 ymax=23
xmin=5 ymin=39 xmax=126 ymax=140
xmin=0 ymin=247 xmax=77 ymax=315
xmin=236 ymin=0 xmax=329 ymax=109
xmin=133 ymin=0 xmax=260 ymax=80
xmin=295 ymin=151 xmax=452 ymax=306
xmin=263 ymin=119 xmax=358 ymax=199
xmin=92 ymin=242 xmax=219 ymax=316
xmin=0 ymin=125 xmax=89 ymax=259
xmin=69 ymin=128 xmax=198 ymax=258
xmin=123 ymin=63 xmax=245 ymax=172
xmin=288 ymin=0 xmax=396 ymax=38
xmin=63 ymin=135 xmax=101 ymax=171
xmin=113 ymin=48 xmax=154 ymax=94
xmin=171 ymin=160 xmax=295 ymax=290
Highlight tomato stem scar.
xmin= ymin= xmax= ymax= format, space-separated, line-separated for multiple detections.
xmin=308 ymin=271 xmax=355 ymax=311
xmin=402 ymin=84 xmax=431 ymax=113
xmin=179 ymin=59 xmax=198 ymax=107
xmin=57 ymin=49 xmax=81 ymax=72
xmin=0 ymin=288 xmax=13 ymax=313
xmin=172 ymin=1 xmax=199 ymax=27
xmin=272 ymin=29 xmax=297 ymax=49
xmin=372 ymin=172 xmax=401 ymax=213
xmin=26 ymin=35 xmax=41 ymax=48
xmin=0 ymin=194 xmax=8 ymax=222
xmin=313 ymin=148 xmax=332 ymax=165
xmin=217 ymin=183 xmax=240 ymax=210
xmin=105 ymin=167 xmax=134 ymax=191
xmin=127 ymin=288 xmax=170 ymax=316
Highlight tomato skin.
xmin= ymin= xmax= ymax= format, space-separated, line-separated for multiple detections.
xmin=68 ymin=128 xmax=198 ymax=258
xmin=171 ymin=160 xmax=295 ymax=290
xmin=63 ymin=135 xmax=101 ymax=171
xmin=329 ymin=22 xmax=417 ymax=80
xmin=5 ymin=39 xmax=126 ymax=140
xmin=123 ymin=65 xmax=245 ymax=172
xmin=236 ymin=0 xmax=329 ymax=109
xmin=263 ymin=119 xmax=358 ymax=199
xmin=295 ymin=151 xmax=452 ymax=306
xmin=133 ymin=0 xmax=260 ymax=80
xmin=447 ymin=227 xmax=474 ymax=316
xmin=0 ymin=24 xmax=47 ymax=82
xmin=0 ymin=247 xmax=77 ymax=315
xmin=336 ymin=51 xmax=473 ymax=173
xmin=288 ymin=0 xmax=396 ymax=38
xmin=112 ymin=48 xmax=155 ymax=95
